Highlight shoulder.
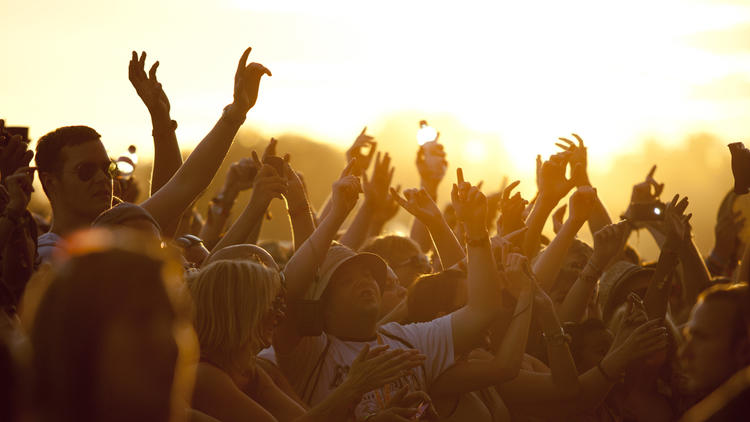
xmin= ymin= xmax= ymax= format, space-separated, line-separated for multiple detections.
xmin=380 ymin=314 xmax=453 ymax=342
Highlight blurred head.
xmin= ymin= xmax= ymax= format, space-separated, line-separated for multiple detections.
xmin=566 ymin=319 xmax=614 ymax=373
xmin=30 ymin=231 xmax=192 ymax=422
xmin=189 ymin=260 xmax=284 ymax=370
xmin=407 ymin=270 xmax=467 ymax=323
xmin=91 ymin=203 xmax=161 ymax=240
xmin=679 ymin=283 xmax=750 ymax=397
xmin=363 ymin=235 xmax=431 ymax=288
xmin=36 ymin=126 xmax=113 ymax=222
xmin=599 ymin=261 xmax=654 ymax=325
xmin=204 ymin=244 xmax=278 ymax=270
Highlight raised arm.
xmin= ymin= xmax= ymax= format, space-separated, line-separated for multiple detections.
xmin=556 ymin=134 xmax=613 ymax=235
xmin=128 ymin=51 xmax=182 ymax=197
xmin=522 ymin=153 xmax=576 ymax=258
xmin=533 ymin=186 xmax=596 ymax=291
xmin=339 ymin=152 xmax=393 ymax=250
xmin=449 ymin=169 xmax=504 ymax=357
xmin=644 ymin=195 xmax=688 ymax=320
xmin=207 ymin=157 xmax=287 ymax=257
xmin=392 ymin=187 xmax=465 ymax=269
xmin=429 ymin=253 xmax=534 ymax=397
xmin=141 ymin=47 xmax=270 ymax=237
xmin=282 ymin=159 xmax=316 ymax=252
xmin=274 ymin=163 xmax=362 ymax=353
xmin=411 ymin=141 xmax=448 ymax=253
xmin=558 ymin=221 xmax=630 ymax=323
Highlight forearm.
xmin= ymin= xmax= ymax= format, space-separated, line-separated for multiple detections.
xmin=533 ymin=218 xmax=584 ymax=291
xmin=522 ymin=195 xmax=556 ymax=258
xmin=288 ymin=207 xmax=316 ymax=252
xmin=424 ymin=217 xmax=465 ymax=269
xmin=493 ymin=290 xmax=533 ymax=380
xmin=246 ymin=217 xmax=263 ymax=245
xmin=539 ymin=309 xmax=580 ymax=397
xmin=452 ymin=225 xmax=502 ymax=356
xmin=209 ymin=197 xmax=269 ymax=255
xmin=644 ymin=248 xmax=679 ymax=320
xmin=679 ymin=238 xmax=711 ymax=306
xmin=284 ymin=207 xmax=348 ymax=299
xmin=339 ymin=203 xmax=374 ymax=251
xmin=587 ymin=197 xmax=612 ymax=238
xmin=411 ymin=181 xmax=439 ymax=253
xmin=150 ymin=114 xmax=182 ymax=195
xmin=558 ymin=262 xmax=602 ymax=323
xmin=142 ymin=108 xmax=244 ymax=234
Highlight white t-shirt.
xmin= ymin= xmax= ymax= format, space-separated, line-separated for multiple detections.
xmin=274 ymin=315 xmax=454 ymax=420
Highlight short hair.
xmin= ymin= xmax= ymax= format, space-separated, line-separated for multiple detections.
xmin=407 ymin=269 xmax=465 ymax=323
xmin=188 ymin=260 xmax=281 ymax=369
xmin=35 ymin=126 xmax=101 ymax=175
xmin=698 ymin=282 xmax=750 ymax=348
xmin=362 ymin=235 xmax=422 ymax=268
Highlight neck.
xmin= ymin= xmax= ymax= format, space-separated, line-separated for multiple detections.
xmin=48 ymin=206 xmax=96 ymax=237
xmin=326 ymin=312 xmax=379 ymax=341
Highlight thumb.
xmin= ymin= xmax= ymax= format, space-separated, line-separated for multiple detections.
xmin=353 ymin=343 xmax=370 ymax=366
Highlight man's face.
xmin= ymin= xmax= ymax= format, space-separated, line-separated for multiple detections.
xmin=50 ymin=141 xmax=113 ymax=220
xmin=325 ymin=261 xmax=382 ymax=323
xmin=679 ymin=299 xmax=742 ymax=396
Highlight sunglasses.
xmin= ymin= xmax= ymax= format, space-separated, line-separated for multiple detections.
xmin=74 ymin=160 xmax=117 ymax=182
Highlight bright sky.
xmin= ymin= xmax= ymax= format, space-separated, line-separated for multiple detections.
xmin=3 ymin=0 xmax=750 ymax=177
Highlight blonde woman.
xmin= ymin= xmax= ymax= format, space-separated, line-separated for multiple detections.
xmin=189 ymin=260 xmax=427 ymax=422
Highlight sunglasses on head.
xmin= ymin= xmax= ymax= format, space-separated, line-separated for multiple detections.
xmin=75 ymin=160 xmax=117 ymax=182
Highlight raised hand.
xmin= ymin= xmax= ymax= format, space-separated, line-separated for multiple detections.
xmin=224 ymin=156 xmax=260 ymax=194
xmin=250 ymin=158 xmax=287 ymax=204
xmin=4 ymin=167 xmax=35 ymax=214
xmin=362 ymin=152 xmax=394 ymax=208
xmin=504 ymin=252 xmax=534 ymax=298
xmin=556 ymin=133 xmax=590 ymax=187
xmin=261 ymin=137 xmax=278 ymax=162
xmin=331 ymin=159 xmax=363 ymax=217
xmin=451 ymin=168 xmax=488 ymax=233
xmin=498 ymin=180 xmax=527 ymax=236
xmin=416 ymin=141 xmax=448 ymax=195
xmin=0 ymin=128 xmax=33 ymax=181
xmin=662 ymin=194 xmax=691 ymax=251
xmin=614 ymin=318 xmax=669 ymax=363
xmin=630 ymin=165 xmax=664 ymax=204
xmin=567 ymin=186 xmax=597 ymax=226
xmin=711 ymin=208 xmax=744 ymax=271
xmin=590 ymin=221 xmax=631 ymax=271
xmin=392 ymin=187 xmax=443 ymax=225
xmin=536 ymin=153 xmax=578 ymax=205
xmin=346 ymin=127 xmax=376 ymax=176
xmin=128 ymin=51 xmax=171 ymax=119
xmin=231 ymin=47 xmax=271 ymax=116
xmin=344 ymin=344 xmax=426 ymax=395
xmin=371 ymin=185 xmax=401 ymax=227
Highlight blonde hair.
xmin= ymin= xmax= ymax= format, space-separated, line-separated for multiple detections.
xmin=188 ymin=260 xmax=280 ymax=369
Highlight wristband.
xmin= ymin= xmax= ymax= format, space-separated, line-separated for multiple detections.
xmin=222 ymin=104 xmax=247 ymax=125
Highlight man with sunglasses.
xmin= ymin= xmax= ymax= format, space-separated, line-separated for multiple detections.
xmin=35 ymin=46 xmax=271 ymax=261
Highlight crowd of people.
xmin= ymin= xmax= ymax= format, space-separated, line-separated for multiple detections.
xmin=1 ymin=45 xmax=749 ymax=422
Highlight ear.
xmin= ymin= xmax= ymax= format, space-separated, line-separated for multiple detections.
xmin=38 ymin=171 xmax=59 ymax=198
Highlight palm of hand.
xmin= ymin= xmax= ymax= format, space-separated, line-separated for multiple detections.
xmin=538 ymin=158 xmax=573 ymax=202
